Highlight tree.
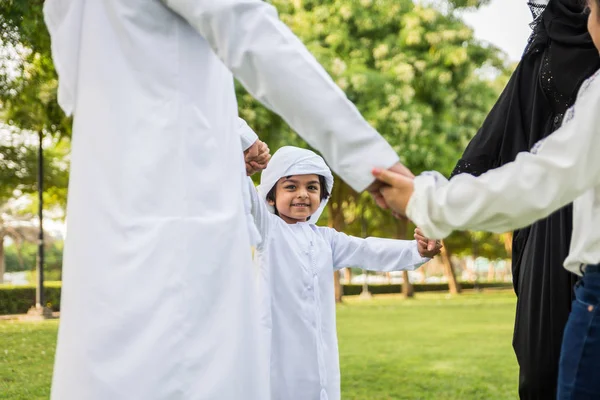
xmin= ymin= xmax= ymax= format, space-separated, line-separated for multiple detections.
xmin=0 ymin=127 xmax=68 ymax=282
xmin=0 ymin=0 xmax=70 ymax=137
xmin=237 ymin=0 xmax=508 ymax=299
xmin=0 ymin=206 xmax=38 ymax=283
xmin=1 ymin=3 xmax=70 ymax=289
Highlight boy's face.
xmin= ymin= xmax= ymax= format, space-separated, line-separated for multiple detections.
xmin=588 ymin=0 xmax=600 ymax=52
xmin=268 ymin=174 xmax=323 ymax=224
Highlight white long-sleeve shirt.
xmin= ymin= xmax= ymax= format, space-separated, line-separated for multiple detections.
xmin=407 ymin=69 xmax=600 ymax=276
xmin=247 ymin=178 xmax=427 ymax=400
xmin=44 ymin=1 xmax=402 ymax=399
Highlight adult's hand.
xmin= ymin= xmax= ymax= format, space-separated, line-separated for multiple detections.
xmin=370 ymin=167 xmax=415 ymax=216
xmin=366 ymin=162 xmax=414 ymax=209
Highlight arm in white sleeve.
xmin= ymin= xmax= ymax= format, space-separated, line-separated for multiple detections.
xmin=245 ymin=176 xmax=274 ymax=246
xmin=238 ymin=117 xmax=258 ymax=151
xmin=321 ymin=227 xmax=429 ymax=272
xmin=407 ymin=75 xmax=600 ymax=239
xmin=161 ymin=0 xmax=400 ymax=191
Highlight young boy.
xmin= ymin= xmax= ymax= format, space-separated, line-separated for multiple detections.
xmin=246 ymin=146 xmax=441 ymax=400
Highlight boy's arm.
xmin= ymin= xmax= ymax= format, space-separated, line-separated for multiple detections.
xmin=322 ymin=228 xmax=430 ymax=272
xmin=237 ymin=117 xmax=273 ymax=243
xmin=245 ymin=177 xmax=273 ymax=246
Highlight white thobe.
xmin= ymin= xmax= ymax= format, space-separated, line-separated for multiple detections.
xmin=407 ymin=69 xmax=600 ymax=277
xmin=247 ymin=179 xmax=427 ymax=400
xmin=44 ymin=1 xmax=400 ymax=399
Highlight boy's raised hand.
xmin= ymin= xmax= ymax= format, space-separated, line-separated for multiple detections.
xmin=415 ymin=227 xmax=442 ymax=258
xmin=245 ymin=140 xmax=271 ymax=176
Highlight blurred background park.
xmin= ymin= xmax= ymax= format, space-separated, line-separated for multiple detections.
xmin=1 ymin=0 xmax=534 ymax=398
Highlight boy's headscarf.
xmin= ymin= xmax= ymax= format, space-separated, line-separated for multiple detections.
xmin=257 ymin=146 xmax=334 ymax=224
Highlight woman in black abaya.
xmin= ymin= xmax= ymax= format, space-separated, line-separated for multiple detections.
xmin=451 ymin=1 xmax=600 ymax=398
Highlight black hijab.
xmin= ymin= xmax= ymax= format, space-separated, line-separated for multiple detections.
xmin=451 ymin=0 xmax=599 ymax=178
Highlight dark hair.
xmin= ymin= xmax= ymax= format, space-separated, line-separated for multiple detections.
xmin=266 ymin=175 xmax=330 ymax=217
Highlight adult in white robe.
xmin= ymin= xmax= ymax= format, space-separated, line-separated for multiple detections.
xmin=44 ymin=1 xmax=405 ymax=399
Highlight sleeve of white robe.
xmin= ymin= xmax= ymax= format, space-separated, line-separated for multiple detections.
xmin=321 ymin=228 xmax=429 ymax=271
xmin=160 ymin=0 xmax=400 ymax=192
xmin=406 ymin=75 xmax=600 ymax=239
xmin=245 ymin=177 xmax=274 ymax=247
xmin=238 ymin=117 xmax=258 ymax=151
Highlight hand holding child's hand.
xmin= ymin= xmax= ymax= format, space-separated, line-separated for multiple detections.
xmin=415 ymin=227 xmax=442 ymax=258
xmin=245 ymin=140 xmax=271 ymax=176
xmin=367 ymin=163 xmax=414 ymax=209
xmin=370 ymin=167 xmax=415 ymax=216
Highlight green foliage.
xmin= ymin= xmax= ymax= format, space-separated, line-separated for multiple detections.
xmin=0 ymin=1 xmax=70 ymax=208
xmin=4 ymin=240 xmax=63 ymax=274
xmin=0 ymin=0 xmax=69 ymax=136
xmin=444 ymin=230 xmax=509 ymax=259
xmin=0 ymin=130 xmax=69 ymax=205
xmin=0 ymin=0 xmax=49 ymax=54
xmin=445 ymin=0 xmax=492 ymax=9
xmin=241 ymin=0 xmax=506 ymax=175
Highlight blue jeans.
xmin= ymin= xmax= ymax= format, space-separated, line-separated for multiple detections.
xmin=557 ymin=265 xmax=600 ymax=399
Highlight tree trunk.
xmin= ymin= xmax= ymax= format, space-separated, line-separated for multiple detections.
xmin=395 ymin=219 xmax=414 ymax=298
xmin=333 ymin=270 xmax=343 ymax=303
xmin=501 ymin=232 xmax=513 ymax=275
xmin=0 ymin=236 xmax=4 ymax=284
xmin=487 ymin=261 xmax=496 ymax=282
xmin=502 ymin=232 xmax=513 ymax=256
xmin=402 ymin=270 xmax=414 ymax=298
xmin=441 ymin=242 xmax=461 ymax=294
xmin=343 ymin=267 xmax=352 ymax=284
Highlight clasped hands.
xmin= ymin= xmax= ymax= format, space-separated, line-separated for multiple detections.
xmin=368 ymin=163 xmax=441 ymax=255
xmin=244 ymin=140 xmax=270 ymax=176
xmin=366 ymin=162 xmax=415 ymax=219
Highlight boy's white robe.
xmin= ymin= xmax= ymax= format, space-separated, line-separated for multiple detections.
xmin=249 ymin=147 xmax=428 ymax=400
xmin=44 ymin=1 xmax=402 ymax=399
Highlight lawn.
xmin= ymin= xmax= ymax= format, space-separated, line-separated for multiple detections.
xmin=1 ymin=290 xmax=518 ymax=400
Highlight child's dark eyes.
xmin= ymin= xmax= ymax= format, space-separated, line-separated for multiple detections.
xmin=283 ymin=184 xmax=319 ymax=191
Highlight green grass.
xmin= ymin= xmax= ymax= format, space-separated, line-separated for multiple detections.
xmin=337 ymin=291 xmax=518 ymax=399
xmin=1 ymin=290 xmax=518 ymax=400
xmin=1 ymin=319 xmax=58 ymax=400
